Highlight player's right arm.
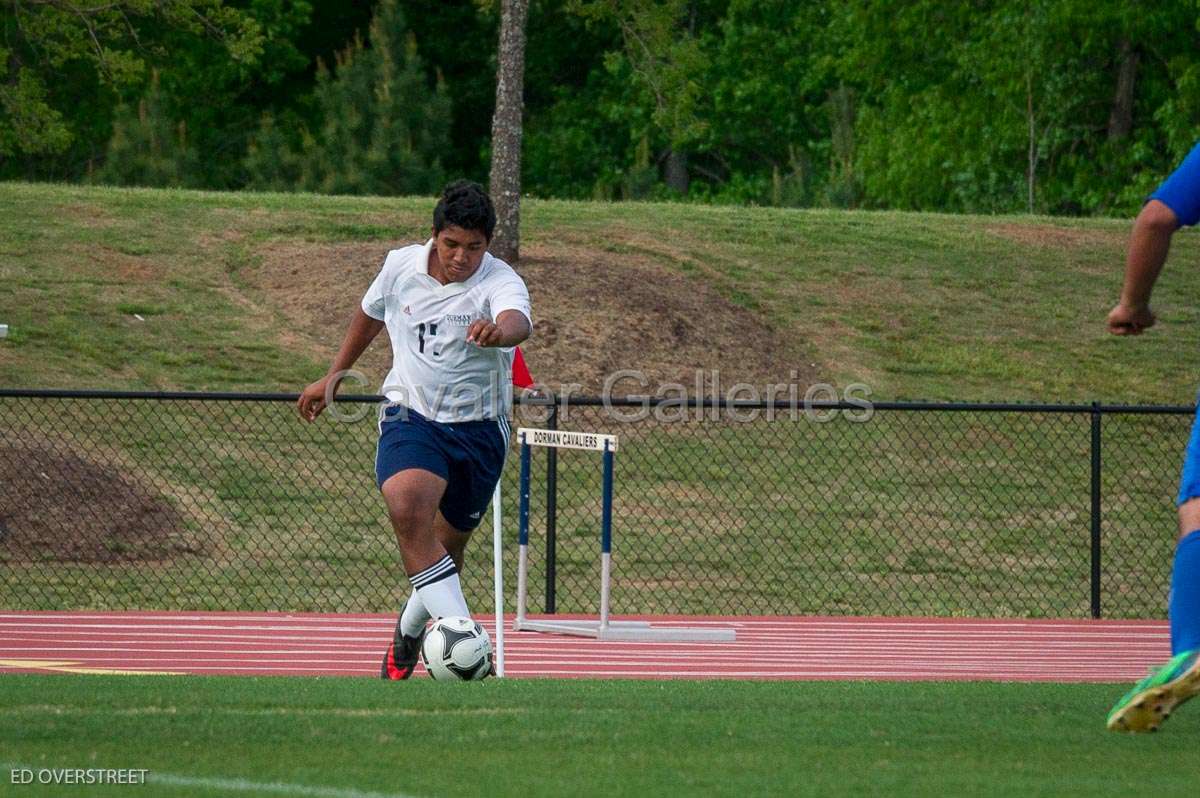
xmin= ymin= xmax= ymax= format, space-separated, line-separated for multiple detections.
xmin=297 ymin=308 xmax=385 ymax=422
xmin=1107 ymin=200 xmax=1177 ymax=336
xmin=1110 ymin=143 xmax=1200 ymax=336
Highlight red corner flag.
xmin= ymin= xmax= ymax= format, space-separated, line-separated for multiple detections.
xmin=512 ymin=346 xmax=534 ymax=389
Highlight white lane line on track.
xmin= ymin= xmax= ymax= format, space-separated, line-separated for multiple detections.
xmin=0 ymin=622 xmax=1168 ymax=645
xmin=0 ymin=664 xmax=1146 ymax=679
xmin=0 ymin=640 xmax=1169 ymax=660
xmin=1 ymin=628 xmax=1167 ymax=647
xmin=1 ymin=621 xmax=1167 ymax=638
xmin=505 ymin=671 xmax=1140 ymax=680
xmin=0 ymin=622 xmax=396 ymax=633
xmin=0 ymin=613 xmax=1165 ymax=629
xmin=0 ymin=763 xmax=415 ymax=798
xmin=1 ymin=633 xmax=1166 ymax=648
xmin=0 ymin=653 xmax=1154 ymax=671
xmin=0 ymin=614 xmax=397 ymax=624
xmin=1 ymin=638 xmax=1168 ymax=655
xmin=2 ymin=666 xmax=1136 ymax=679
xmin=2 ymin=631 xmax=392 ymax=644
xmin=0 ymin=646 xmax=1165 ymax=664
xmin=0 ymin=615 xmax=1165 ymax=632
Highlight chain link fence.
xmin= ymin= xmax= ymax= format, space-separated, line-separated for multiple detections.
xmin=0 ymin=390 xmax=1191 ymax=619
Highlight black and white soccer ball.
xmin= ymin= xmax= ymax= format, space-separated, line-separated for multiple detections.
xmin=421 ymin=616 xmax=493 ymax=681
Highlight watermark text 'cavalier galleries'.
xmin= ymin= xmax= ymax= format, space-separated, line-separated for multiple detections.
xmin=321 ymin=368 xmax=874 ymax=424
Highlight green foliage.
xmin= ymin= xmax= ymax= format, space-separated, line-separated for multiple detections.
xmin=244 ymin=0 xmax=450 ymax=196
xmin=574 ymin=0 xmax=713 ymax=150
xmin=243 ymin=113 xmax=309 ymax=192
xmin=154 ymin=0 xmax=314 ymax=188
xmin=95 ymin=73 xmax=200 ymax=188
xmin=11 ymin=0 xmax=1200 ymax=214
xmin=838 ymin=0 xmax=1200 ymax=214
xmin=0 ymin=0 xmax=262 ymax=166
xmin=0 ymin=50 xmax=72 ymax=157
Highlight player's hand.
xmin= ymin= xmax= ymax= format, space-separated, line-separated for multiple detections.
xmin=466 ymin=319 xmax=504 ymax=347
xmin=1106 ymin=302 xmax=1156 ymax=336
xmin=296 ymin=378 xmax=330 ymax=422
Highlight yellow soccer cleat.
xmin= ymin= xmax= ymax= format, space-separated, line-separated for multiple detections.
xmin=1107 ymin=649 xmax=1200 ymax=732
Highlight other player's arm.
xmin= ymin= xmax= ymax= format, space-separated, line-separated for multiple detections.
xmin=467 ymin=310 xmax=531 ymax=348
xmin=297 ymin=308 xmax=385 ymax=421
xmin=1107 ymin=199 xmax=1178 ymax=336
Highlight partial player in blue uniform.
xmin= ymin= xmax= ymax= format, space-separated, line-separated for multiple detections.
xmin=1106 ymin=142 xmax=1200 ymax=731
xmin=296 ymin=181 xmax=532 ymax=680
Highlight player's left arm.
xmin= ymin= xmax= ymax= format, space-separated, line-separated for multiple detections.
xmin=468 ymin=269 xmax=532 ymax=347
xmin=467 ymin=310 xmax=531 ymax=348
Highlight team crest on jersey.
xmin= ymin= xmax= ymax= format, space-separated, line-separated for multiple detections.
xmin=444 ymin=313 xmax=473 ymax=326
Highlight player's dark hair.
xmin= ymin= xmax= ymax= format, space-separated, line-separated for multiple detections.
xmin=433 ymin=180 xmax=496 ymax=241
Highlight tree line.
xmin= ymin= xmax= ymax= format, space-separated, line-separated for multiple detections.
xmin=4 ymin=0 xmax=1199 ymax=216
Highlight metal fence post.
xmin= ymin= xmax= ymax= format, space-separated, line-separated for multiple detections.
xmin=1090 ymin=402 xmax=1102 ymax=619
xmin=545 ymin=401 xmax=559 ymax=614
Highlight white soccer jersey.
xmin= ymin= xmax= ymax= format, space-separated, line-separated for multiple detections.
xmin=361 ymin=240 xmax=532 ymax=422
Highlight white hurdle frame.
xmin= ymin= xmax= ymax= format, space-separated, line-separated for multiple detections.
xmin=512 ymin=428 xmax=735 ymax=643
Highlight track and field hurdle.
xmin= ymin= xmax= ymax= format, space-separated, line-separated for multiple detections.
xmin=513 ymin=427 xmax=735 ymax=643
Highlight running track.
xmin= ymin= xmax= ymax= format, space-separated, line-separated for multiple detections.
xmin=0 ymin=612 xmax=1170 ymax=682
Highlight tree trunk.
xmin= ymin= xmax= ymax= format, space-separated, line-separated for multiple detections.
xmin=487 ymin=0 xmax=529 ymax=265
xmin=664 ymin=149 xmax=689 ymax=194
xmin=1107 ymin=39 xmax=1138 ymax=142
xmin=1026 ymin=73 xmax=1036 ymax=214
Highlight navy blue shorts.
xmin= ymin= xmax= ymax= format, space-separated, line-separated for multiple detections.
xmin=375 ymin=404 xmax=511 ymax=532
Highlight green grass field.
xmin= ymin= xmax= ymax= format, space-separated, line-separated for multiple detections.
xmin=2 ymin=675 xmax=1196 ymax=797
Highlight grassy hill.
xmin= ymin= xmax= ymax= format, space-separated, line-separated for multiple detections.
xmin=4 ymin=181 xmax=1199 ymax=402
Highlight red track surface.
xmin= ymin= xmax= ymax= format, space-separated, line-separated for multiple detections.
xmin=0 ymin=612 xmax=1170 ymax=682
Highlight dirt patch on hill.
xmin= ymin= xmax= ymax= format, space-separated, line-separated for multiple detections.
xmin=983 ymin=223 xmax=1124 ymax=251
xmin=56 ymin=202 xmax=117 ymax=229
xmin=0 ymin=444 xmax=202 ymax=563
xmin=247 ymin=241 xmax=816 ymax=394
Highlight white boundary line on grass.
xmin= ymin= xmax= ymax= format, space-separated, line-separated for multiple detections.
xmin=0 ymin=763 xmax=417 ymax=798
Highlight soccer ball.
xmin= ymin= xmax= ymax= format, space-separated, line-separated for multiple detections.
xmin=421 ymin=616 xmax=492 ymax=681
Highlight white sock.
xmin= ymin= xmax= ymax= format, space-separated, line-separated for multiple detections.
xmin=409 ymin=554 xmax=470 ymax=619
xmin=399 ymin=590 xmax=431 ymax=638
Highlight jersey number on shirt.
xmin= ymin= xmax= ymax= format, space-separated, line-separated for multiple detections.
xmin=417 ymin=322 xmax=439 ymax=356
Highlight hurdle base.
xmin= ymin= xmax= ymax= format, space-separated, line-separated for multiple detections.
xmin=514 ymin=617 xmax=735 ymax=642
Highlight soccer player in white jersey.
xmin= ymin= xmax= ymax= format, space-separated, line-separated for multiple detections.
xmin=296 ymin=181 xmax=532 ymax=679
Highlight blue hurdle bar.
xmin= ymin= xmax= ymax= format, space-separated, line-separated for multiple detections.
xmin=599 ymin=440 xmax=614 ymax=631
xmin=516 ymin=432 xmax=532 ymax=627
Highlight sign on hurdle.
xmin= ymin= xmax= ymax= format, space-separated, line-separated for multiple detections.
xmin=513 ymin=427 xmax=735 ymax=643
